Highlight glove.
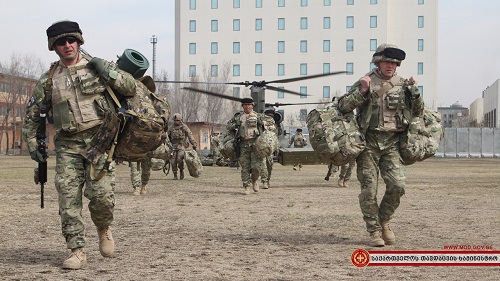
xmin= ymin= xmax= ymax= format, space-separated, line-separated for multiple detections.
xmin=30 ymin=150 xmax=46 ymax=163
xmin=87 ymin=57 xmax=110 ymax=80
xmin=192 ymin=146 xmax=197 ymax=151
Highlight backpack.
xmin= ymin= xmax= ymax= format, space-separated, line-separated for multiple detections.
xmin=185 ymin=149 xmax=203 ymax=177
xmin=252 ymin=129 xmax=279 ymax=159
xmin=399 ymin=107 xmax=444 ymax=165
xmin=307 ymin=99 xmax=366 ymax=166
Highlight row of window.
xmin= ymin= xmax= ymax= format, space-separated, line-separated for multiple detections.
xmin=190 ymin=0 xmax=425 ymax=9
xmin=188 ymin=62 xmax=425 ymax=79
xmin=189 ymin=16 xmax=425 ymax=32
xmin=189 ymin=39 xmax=425 ymax=55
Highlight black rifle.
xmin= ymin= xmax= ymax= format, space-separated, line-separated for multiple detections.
xmin=34 ymin=104 xmax=48 ymax=209
xmin=324 ymin=162 xmax=335 ymax=181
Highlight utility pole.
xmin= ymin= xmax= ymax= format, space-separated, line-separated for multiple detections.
xmin=150 ymin=35 xmax=157 ymax=79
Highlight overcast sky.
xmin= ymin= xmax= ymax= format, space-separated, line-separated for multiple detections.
xmin=1 ymin=0 xmax=499 ymax=107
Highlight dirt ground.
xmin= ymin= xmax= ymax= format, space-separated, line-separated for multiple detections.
xmin=0 ymin=156 xmax=499 ymax=280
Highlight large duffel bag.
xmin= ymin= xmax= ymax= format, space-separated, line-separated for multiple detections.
xmin=185 ymin=149 xmax=203 ymax=178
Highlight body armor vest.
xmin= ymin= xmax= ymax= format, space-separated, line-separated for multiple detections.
xmin=239 ymin=111 xmax=259 ymax=140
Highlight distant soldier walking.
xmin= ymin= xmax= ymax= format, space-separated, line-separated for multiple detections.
xmin=167 ymin=113 xmax=197 ymax=180
xmin=288 ymin=128 xmax=308 ymax=171
xmin=260 ymin=107 xmax=278 ymax=189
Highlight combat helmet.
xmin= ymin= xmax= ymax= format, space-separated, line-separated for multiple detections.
xmin=173 ymin=113 xmax=182 ymax=121
xmin=46 ymin=20 xmax=84 ymax=51
xmin=371 ymin=44 xmax=406 ymax=66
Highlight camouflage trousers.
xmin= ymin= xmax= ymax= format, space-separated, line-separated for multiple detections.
xmin=170 ymin=149 xmax=185 ymax=173
xmin=339 ymin=158 xmax=356 ymax=181
xmin=130 ymin=155 xmax=153 ymax=188
xmin=356 ymin=144 xmax=406 ymax=233
xmin=260 ymin=155 xmax=273 ymax=183
xmin=238 ymin=140 xmax=264 ymax=187
xmin=54 ymin=133 xmax=115 ymax=250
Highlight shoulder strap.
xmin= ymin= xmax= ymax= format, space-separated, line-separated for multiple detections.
xmin=42 ymin=62 xmax=58 ymax=108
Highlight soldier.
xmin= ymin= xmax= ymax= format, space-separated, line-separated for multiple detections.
xmin=167 ymin=113 xmax=197 ymax=180
xmin=260 ymin=107 xmax=278 ymax=189
xmin=22 ymin=20 xmax=138 ymax=269
xmin=129 ymin=158 xmax=153 ymax=195
xmin=288 ymin=128 xmax=308 ymax=171
xmin=338 ymin=43 xmax=424 ymax=247
xmin=338 ymin=159 xmax=356 ymax=188
xmin=226 ymin=98 xmax=265 ymax=194
xmin=210 ymin=132 xmax=221 ymax=166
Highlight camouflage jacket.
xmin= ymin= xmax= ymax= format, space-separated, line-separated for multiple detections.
xmin=22 ymin=55 xmax=136 ymax=153
xmin=289 ymin=133 xmax=307 ymax=148
xmin=167 ymin=123 xmax=197 ymax=149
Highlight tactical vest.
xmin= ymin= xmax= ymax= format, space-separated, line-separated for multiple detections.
xmin=292 ymin=134 xmax=307 ymax=148
xmin=368 ymin=72 xmax=408 ymax=132
xmin=50 ymin=60 xmax=108 ymax=133
xmin=239 ymin=111 xmax=260 ymax=140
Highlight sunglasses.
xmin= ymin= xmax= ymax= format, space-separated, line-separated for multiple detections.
xmin=54 ymin=36 xmax=78 ymax=47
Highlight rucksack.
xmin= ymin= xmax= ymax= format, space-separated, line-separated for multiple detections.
xmin=185 ymin=150 xmax=203 ymax=177
xmin=307 ymin=99 xmax=366 ymax=166
xmin=399 ymin=107 xmax=444 ymax=165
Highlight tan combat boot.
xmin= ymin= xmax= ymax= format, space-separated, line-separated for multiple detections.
xmin=338 ymin=178 xmax=345 ymax=188
xmin=369 ymin=231 xmax=385 ymax=247
xmin=262 ymin=182 xmax=269 ymax=189
xmin=243 ymin=186 xmax=251 ymax=195
xmin=62 ymin=247 xmax=87 ymax=270
xmin=343 ymin=180 xmax=349 ymax=188
xmin=140 ymin=184 xmax=147 ymax=195
xmin=380 ymin=220 xmax=396 ymax=245
xmin=252 ymin=181 xmax=259 ymax=192
xmin=266 ymin=182 xmax=271 ymax=189
xmin=133 ymin=188 xmax=140 ymax=196
xmin=97 ymin=227 xmax=115 ymax=257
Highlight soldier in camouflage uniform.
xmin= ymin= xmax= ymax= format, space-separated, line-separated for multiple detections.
xmin=167 ymin=113 xmax=197 ymax=180
xmin=226 ymin=98 xmax=265 ymax=194
xmin=338 ymin=159 xmax=356 ymax=187
xmin=210 ymin=132 xmax=221 ymax=166
xmin=288 ymin=128 xmax=308 ymax=171
xmin=129 ymin=158 xmax=153 ymax=195
xmin=22 ymin=20 xmax=138 ymax=269
xmin=338 ymin=44 xmax=424 ymax=247
xmin=260 ymin=107 xmax=278 ymax=189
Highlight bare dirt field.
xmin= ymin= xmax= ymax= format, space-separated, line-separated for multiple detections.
xmin=0 ymin=155 xmax=499 ymax=280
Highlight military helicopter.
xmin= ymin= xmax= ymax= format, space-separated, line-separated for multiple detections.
xmin=155 ymin=71 xmax=346 ymax=166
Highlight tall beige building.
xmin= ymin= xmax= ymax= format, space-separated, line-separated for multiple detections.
xmin=175 ymin=0 xmax=438 ymax=120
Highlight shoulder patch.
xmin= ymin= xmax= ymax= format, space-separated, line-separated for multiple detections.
xmin=27 ymin=96 xmax=36 ymax=108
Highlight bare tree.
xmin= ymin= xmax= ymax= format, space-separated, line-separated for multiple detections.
xmin=0 ymin=53 xmax=44 ymax=155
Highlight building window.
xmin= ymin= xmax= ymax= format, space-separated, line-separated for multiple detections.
xmin=370 ymin=0 xmax=377 ymax=4
xmin=323 ymin=40 xmax=331 ymax=52
xmin=323 ymin=63 xmax=330 ymax=74
xmin=346 ymin=39 xmax=353 ymax=51
xmin=300 ymin=88 xmax=307 ymax=99
xmin=211 ymin=42 xmax=218 ymax=54
xmin=256 ymin=41 xmax=263 ymax=53
xmin=418 ymin=86 xmax=424 ymax=96
xmin=233 ymin=42 xmax=240 ymax=54
xmin=190 ymin=0 xmax=196 ymax=10
xmin=300 ymin=63 xmax=307 ymax=75
xmin=418 ymin=16 xmax=424 ymax=28
xmin=256 ymin=0 xmax=262 ymax=8
xmin=233 ymin=64 xmax=240 ymax=76
xmin=278 ymin=87 xmax=284 ymax=99
xmin=256 ymin=18 xmax=263 ymax=30
xmin=370 ymin=16 xmax=377 ymax=28
xmin=278 ymin=41 xmax=285 ymax=53
xmin=346 ymin=86 xmax=352 ymax=93
xmin=211 ymin=65 xmax=218 ymax=77
xmin=418 ymin=62 xmax=423 ymax=74
xmin=189 ymin=43 xmax=196 ymax=54
xmin=418 ymin=39 xmax=424 ymax=51
xmin=323 ymin=86 xmax=330 ymax=98
xmin=211 ymin=0 xmax=218 ymax=9
xmin=370 ymin=62 xmax=375 ymax=71
xmin=255 ymin=64 xmax=263 ymax=76
xmin=346 ymin=63 xmax=353 ymax=74
xmin=300 ymin=17 xmax=308 ymax=29
xmin=211 ymin=20 xmax=218 ymax=32
xmin=278 ymin=18 xmax=285 ymax=30
xmin=233 ymin=87 xmax=240 ymax=98
xmin=324 ymin=0 xmax=331 ymax=6
xmin=323 ymin=17 xmax=331 ymax=29
xmin=347 ymin=16 xmax=354 ymax=28
xmin=279 ymin=0 xmax=285 ymax=7
xmin=300 ymin=109 xmax=307 ymax=120
xmin=418 ymin=0 xmax=424 ymax=4
xmin=347 ymin=0 xmax=354 ymax=5
xmin=300 ymin=40 xmax=307 ymax=53
xmin=189 ymin=20 xmax=196 ymax=32
xmin=278 ymin=64 xmax=285 ymax=76
xmin=301 ymin=0 xmax=308 ymax=7
xmin=370 ymin=39 xmax=377 ymax=51
xmin=189 ymin=65 xmax=196 ymax=77
xmin=233 ymin=0 xmax=240 ymax=8
xmin=233 ymin=19 xmax=240 ymax=31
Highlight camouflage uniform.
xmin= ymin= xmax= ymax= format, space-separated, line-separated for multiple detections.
xmin=338 ymin=47 xmax=424 ymax=236
xmin=129 ymin=156 xmax=153 ymax=189
xmin=339 ymin=158 xmax=356 ymax=182
xmin=211 ymin=134 xmax=221 ymax=166
xmin=167 ymin=117 xmax=197 ymax=179
xmin=22 ymin=55 xmax=136 ymax=250
xmin=288 ymin=130 xmax=308 ymax=170
xmin=260 ymin=113 xmax=277 ymax=187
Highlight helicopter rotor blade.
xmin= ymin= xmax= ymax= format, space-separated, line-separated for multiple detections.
xmin=265 ymin=85 xmax=305 ymax=96
xmin=155 ymin=80 xmax=248 ymax=86
xmin=266 ymin=71 xmax=347 ymax=84
xmin=181 ymin=87 xmax=243 ymax=102
xmin=265 ymin=102 xmax=330 ymax=107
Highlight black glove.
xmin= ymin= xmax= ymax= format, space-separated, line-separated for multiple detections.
xmin=87 ymin=57 xmax=110 ymax=80
xmin=30 ymin=150 xmax=46 ymax=163
xmin=192 ymin=146 xmax=197 ymax=151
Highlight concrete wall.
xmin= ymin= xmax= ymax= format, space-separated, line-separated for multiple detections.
xmin=435 ymin=128 xmax=500 ymax=158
